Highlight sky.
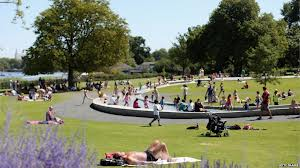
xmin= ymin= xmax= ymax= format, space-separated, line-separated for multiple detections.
xmin=0 ymin=0 xmax=290 ymax=58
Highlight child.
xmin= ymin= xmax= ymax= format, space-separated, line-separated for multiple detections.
xmin=151 ymin=91 xmax=154 ymax=102
xmin=114 ymin=96 xmax=120 ymax=105
xmin=144 ymin=96 xmax=149 ymax=108
xmin=220 ymin=96 xmax=226 ymax=109
xmin=290 ymin=99 xmax=299 ymax=114
xmin=133 ymin=98 xmax=140 ymax=108
xmin=225 ymin=94 xmax=232 ymax=111
xmin=243 ymin=97 xmax=251 ymax=110
xmin=159 ymin=96 xmax=165 ymax=110
xmin=273 ymin=90 xmax=280 ymax=105
xmin=124 ymin=93 xmax=130 ymax=106
xmin=233 ymin=89 xmax=240 ymax=103
xmin=255 ymin=91 xmax=262 ymax=109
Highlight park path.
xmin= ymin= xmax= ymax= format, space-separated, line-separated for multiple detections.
xmin=54 ymin=91 xmax=300 ymax=125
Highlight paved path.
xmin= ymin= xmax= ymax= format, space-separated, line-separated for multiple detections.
xmin=54 ymin=91 xmax=300 ymax=125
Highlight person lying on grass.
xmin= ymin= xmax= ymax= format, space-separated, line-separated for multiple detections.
xmin=105 ymin=140 xmax=171 ymax=165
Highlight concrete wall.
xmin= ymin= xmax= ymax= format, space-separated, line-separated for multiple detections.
xmin=91 ymin=98 xmax=298 ymax=119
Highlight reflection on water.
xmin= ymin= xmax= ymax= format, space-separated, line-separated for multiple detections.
xmin=0 ymin=72 xmax=67 ymax=81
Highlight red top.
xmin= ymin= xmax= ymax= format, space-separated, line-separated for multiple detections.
xmin=133 ymin=100 xmax=140 ymax=108
xmin=262 ymin=90 xmax=270 ymax=104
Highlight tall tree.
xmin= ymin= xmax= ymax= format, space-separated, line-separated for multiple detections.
xmin=129 ymin=36 xmax=151 ymax=65
xmin=22 ymin=0 xmax=129 ymax=87
xmin=169 ymin=34 xmax=190 ymax=76
xmin=280 ymin=0 xmax=300 ymax=68
xmin=281 ymin=0 xmax=299 ymax=28
xmin=248 ymin=14 xmax=288 ymax=86
xmin=189 ymin=0 xmax=260 ymax=76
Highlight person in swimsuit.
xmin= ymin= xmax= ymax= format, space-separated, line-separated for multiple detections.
xmin=105 ymin=140 xmax=171 ymax=165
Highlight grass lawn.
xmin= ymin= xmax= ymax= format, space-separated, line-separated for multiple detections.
xmin=156 ymin=78 xmax=300 ymax=106
xmin=0 ymin=77 xmax=299 ymax=167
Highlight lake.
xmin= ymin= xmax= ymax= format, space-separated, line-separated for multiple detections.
xmin=0 ymin=72 xmax=67 ymax=81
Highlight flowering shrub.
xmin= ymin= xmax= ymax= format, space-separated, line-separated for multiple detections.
xmin=0 ymin=114 xmax=96 ymax=168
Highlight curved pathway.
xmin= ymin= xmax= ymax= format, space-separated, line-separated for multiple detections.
xmin=54 ymin=91 xmax=300 ymax=124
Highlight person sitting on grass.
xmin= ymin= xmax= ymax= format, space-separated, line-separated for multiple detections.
xmin=288 ymin=89 xmax=294 ymax=97
xmin=105 ymin=140 xmax=171 ymax=165
xmin=281 ymin=91 xmax=287 ymax=99
xmin=45 ymin=106 xmax=64 ymax=124
xmin=133 ymin=98 xmax=140 ymax=108
xmin=241 ymin=81 xmax=249 ymax=89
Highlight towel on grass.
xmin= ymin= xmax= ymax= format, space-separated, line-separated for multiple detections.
xmin=123 ymin=157 xmax=201 ymax=167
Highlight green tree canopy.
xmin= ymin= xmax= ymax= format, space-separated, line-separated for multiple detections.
xmin=129 ymin=36 xmax=151 ymax=65
xmin=189 ymin=0 xmax=260 ymax=75
xmin=22 ymin=0 xmax=129 ymax=87
xmin=248 ymin=14 xmax=288 ymax=86
xmin=281 ymin=0 xmax=299 ymax=28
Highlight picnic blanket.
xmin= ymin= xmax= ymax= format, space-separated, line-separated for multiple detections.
xmin=26 ymin=119 xmax=64 ymax=125
xmin=123 ymin=157 xmax=201 ymax=167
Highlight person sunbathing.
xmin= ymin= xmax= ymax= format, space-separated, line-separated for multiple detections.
xmin=105 ymin=140 xmax=171 ymax=165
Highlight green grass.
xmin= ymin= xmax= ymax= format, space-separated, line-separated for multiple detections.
xmin=156 ymin=78 xmax=300 ymax=106
xmin=0 ymin=78 xmax=300 ymax=167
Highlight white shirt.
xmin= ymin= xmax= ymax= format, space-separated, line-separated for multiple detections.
xmin=187 ymin=102 xmax=194 ymax=111
xmin=183 ymin=87 xmax=188 ymax=96
xmin=153 ymin=104 xmax=161 ymax=116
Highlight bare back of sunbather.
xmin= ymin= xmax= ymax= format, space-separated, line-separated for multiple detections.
xmin=108 ymin=140 xmax=170 ymax=165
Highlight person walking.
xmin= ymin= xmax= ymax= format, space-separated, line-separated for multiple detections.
xmin=82 ymin=89 xmax=88 ymax=104
xmin=258 ymin=86 xmax=272 ymax=120
xmin=149 ymin=100 xmax=162 ymax=126
xmin=183 ymin=85 xmax=188 ymax=100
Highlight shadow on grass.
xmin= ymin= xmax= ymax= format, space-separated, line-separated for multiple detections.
xmin=140 ymin=125 xmax=151 ymax=127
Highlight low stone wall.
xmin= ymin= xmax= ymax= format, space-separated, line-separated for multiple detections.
xmin=91 ymin=98 xmax=298 ymax=119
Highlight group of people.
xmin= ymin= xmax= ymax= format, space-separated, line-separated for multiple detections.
xmin=174 ymin=98 xmax=206 ymax=112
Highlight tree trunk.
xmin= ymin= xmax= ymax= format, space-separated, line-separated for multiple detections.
xmin=182 ymin=66 xmax=185 ymax=76
xmin=68 ymin=67 xmax=75 ymax=88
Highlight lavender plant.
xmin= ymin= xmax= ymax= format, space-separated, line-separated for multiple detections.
xmin=0 ymin=113 xmax=96 ymax=168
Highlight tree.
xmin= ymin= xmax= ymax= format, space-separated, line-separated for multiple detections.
xmin=189 ymin=0 xmax=260 ymax=76
xmin=280 ymin=0 xmax=300 ymax=68
xmin=169 ymin=34 xmax=191 ymax=76
xmin=248 ymin=14 xmax=288 ymax=86
xmin=151 ymin=48 xmax=168 ymax=61
xmin=279 ymin=25 xmax=300 ymax=68
xmin=0 ymin=0 xmax=27 ymax=24
xmin=129 ymin=36 xmax=151 ymax=65
xmin=22 ymin=0 xmax=129 ymax=87
xmin=281 ymin=0 xmax=299 ymax=28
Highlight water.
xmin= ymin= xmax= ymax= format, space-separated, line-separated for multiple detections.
xmin=0 ymin=71 xmax=67 ymax=81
